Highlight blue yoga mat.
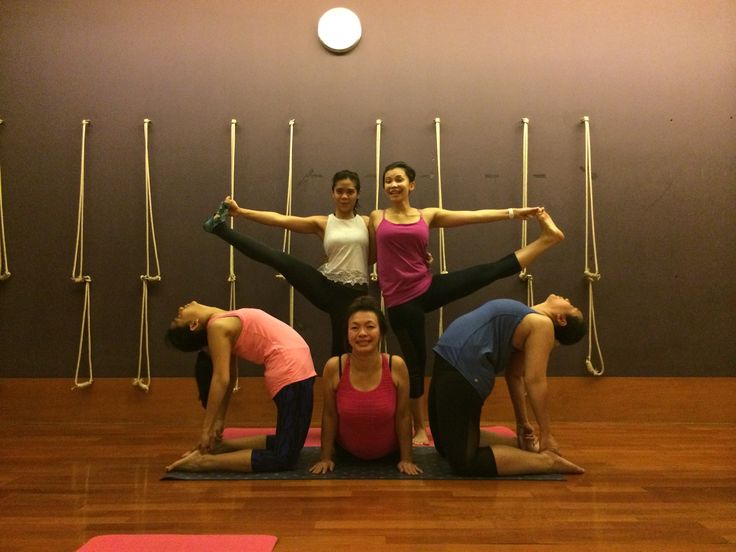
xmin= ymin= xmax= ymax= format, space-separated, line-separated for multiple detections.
xmin=162 ymin=446 xmax=565 ymax=481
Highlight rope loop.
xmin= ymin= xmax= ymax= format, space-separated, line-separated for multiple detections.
xmin=71 ymin=119 xmax=94 ymax=390
xmin=581 ymin=116 xmax=605 ymax=376
xmin=135 ymin=118 xmax=161 ymax=392
xmin=434 ymin=117 xmax=448 ymax=337
xmin=518 ymin=118 xmax=534 ymax=305
xmin=0 ymin=119 xmax=11 ymax=282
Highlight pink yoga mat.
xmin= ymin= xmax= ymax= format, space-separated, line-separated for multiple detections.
xmin=222 ymin=425 xmax=516 ymax=445
xmin=77 ymin=534 xmax=277 ymax=552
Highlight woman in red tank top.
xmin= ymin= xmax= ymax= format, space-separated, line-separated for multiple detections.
xmin=310 ymin=296 xmax=422 ymax=476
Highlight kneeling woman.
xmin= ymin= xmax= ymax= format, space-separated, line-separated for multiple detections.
xmin=310 ymin=296 xmax=422 ymax=476
xmin=165 ymin=302 xmax=316 ymax=473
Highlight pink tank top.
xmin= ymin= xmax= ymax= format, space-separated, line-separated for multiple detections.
xmin=335 ymin=354 xmax=398 ymax=460
xmin=375 ymin=211 xmax=432 ymax=307
xmin=208 ymin=309 xmax=316 ymax=398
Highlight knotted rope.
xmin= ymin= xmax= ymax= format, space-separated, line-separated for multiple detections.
xmin=434 ymin=117 xmax=449 ymax=336
xmin=275 ymin=120 xmax=296 ymax=326
xmin=518 ymin=118 xmax=534 ymax=305
xmin=581 ymin=116 xmax=605 ymax=376
xmin=135 ymin=119 xmax=162 ymax=391
xmin=373 ymin=119 xmax=388 ymax=353
xmin=228 ymin=119 xmax=241 ymax=391
xmin=71 ymin=119 xmax=93 ymax=390
xmin=0 ymin=119 xmax=10 ymax=282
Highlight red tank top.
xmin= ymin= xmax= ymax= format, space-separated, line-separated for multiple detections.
xmin=335 ymin=354 xmax=398 ymax=459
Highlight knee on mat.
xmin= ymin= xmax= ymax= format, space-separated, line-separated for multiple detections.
xmin=446 ymin=451 xmax=476 ymax=475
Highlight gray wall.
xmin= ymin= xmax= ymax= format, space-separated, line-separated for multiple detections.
xmin=1 ymin=0 xmax=734 ymax=378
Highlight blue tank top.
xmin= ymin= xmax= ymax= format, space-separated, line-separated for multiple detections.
xmin=433 ymin=299 xmax=535 ymax=400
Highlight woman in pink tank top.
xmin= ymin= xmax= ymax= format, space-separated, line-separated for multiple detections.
xmin=309 ymin=296 xmax=422 ymax=476
xmin=369 ymin=161 xmax=565 ymax=446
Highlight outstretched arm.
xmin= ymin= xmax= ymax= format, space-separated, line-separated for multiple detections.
xmin=225 ymin=196 xmax=327 ymax=236
xmin=392 ymin=357 xmax=423 ymax=475
xmin=424 ymin=206 xmax=541 ymax=229
xmin=310 ymin=358 xmax=340 ymax=474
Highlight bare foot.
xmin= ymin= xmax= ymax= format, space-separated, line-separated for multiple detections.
xmin=536 ymin=209 xmax=565 ymax=244
xmin=166 ymin=450 xmax=208 ymax=472
xmin=412 ymin=427 xmax=430 ymax=446
xmin=542 ymin=450 xmax=585 ymax=474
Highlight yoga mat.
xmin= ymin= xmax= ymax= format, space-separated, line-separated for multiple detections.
xmin=77 ymin=534 xmax=277 ymax=552
xmin=162 ymin=445 xmax=564 ymax=481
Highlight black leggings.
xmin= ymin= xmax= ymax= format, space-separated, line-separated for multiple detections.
xmin=386 ymin=252 xmax=520 ymax=398
xmin=251 ymin=376 xmax=315 ymax=472
xmin=427 ymin=354 xmax=498 ymax=476
xmin=212 ymin=225 xmax=372 ymax=356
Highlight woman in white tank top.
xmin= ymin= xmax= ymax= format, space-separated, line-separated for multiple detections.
xmin=202 ymin=170 xmax=375 ymax=358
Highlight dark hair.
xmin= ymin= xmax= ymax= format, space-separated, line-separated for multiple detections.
xmin=346 ymin=295 xmax=388 ymax=336
xmin=554 ymin=314 xmax=587 ymax=345
xmin=165 ymin=324 xmax=208 ymax=352
xmin=194 ymin=350 xmax=213 ymax=408
xmin=332 ymin=169 xmax=361 ymax=214
xmin=382 ymin=161 xmax=416 ymax=184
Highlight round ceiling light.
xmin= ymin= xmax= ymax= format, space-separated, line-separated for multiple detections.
xmin=317 ymin=8 xmax=362 ymax=54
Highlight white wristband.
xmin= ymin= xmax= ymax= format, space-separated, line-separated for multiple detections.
xmin=508 ymin=208 xmax=514 ymax=219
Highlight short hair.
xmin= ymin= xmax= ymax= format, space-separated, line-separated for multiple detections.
xmin=194 ymin=350 xmax=213 ymax=408
xmin=382 ymin=161 xmax=416 ymax=184
xmin=554 ymin=314 xmax=587 ymax=345
xmin=346 ymin=295 xmax=388 ymax=336
xmin=165 ymin=324 xmax=208 ymax=352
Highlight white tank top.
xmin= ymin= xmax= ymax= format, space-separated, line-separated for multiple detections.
xmin=318 ymin=214 xmax=369 ymax=285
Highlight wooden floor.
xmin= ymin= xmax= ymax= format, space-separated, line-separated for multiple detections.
xmin=1 ymin=378 xmax=735 ymax=551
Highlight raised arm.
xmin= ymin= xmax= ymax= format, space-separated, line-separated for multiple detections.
xmin=519 ymin=316 xmax=558 ymax=453
xmin=423 ymin=206 xmax=541 ymax=229
xmin=225 ymin=196 xmax=327 ymax=236
xmin=310 ymin=357 xmax=340 ymax=474
xmin=391 ymin=356 xmax=423 ymax=475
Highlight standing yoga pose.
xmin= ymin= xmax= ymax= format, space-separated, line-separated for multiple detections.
xmin=203 ymin=170 xmax=374 ymax=357
xmin=428 ymin=295 xmax=586 ymax=476
xmin=164 ymin=301 xmax=316 ymax=473
xmin=309 ymin=296 xmax=421 ymax=476
xmin=369 ymin=161 xmax=560 ymax=444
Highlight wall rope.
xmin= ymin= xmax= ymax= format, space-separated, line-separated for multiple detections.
xmin=0 ymin=119 xmax=10 ymax=282
xmin=434 ymin=117 xmax=449 ymax=337
xmin=372 ymin=119 xmax=388 ymax=353
xmin=371 ymin=119 xmax=381 ymax=283
xmin=581 ymin=116 xmax=605 ymax=376
xmin=275 ymin=120 xmax=296 ymax=327
xmin=134 ymin=118 xmax=162 ymax=391
xmin=228 ymin=119 xmax=241 ymax=391
xmin=71 ymin=119 xmax=93 ymax=390
xmin=518 ymin=118 xmax=534 ymax=305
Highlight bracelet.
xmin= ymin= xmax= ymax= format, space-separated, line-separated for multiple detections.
xmin=508 ymin=208 xmax=514 ymax=219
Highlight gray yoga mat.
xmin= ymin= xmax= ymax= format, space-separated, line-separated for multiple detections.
xmin=162 ymin=446 xmax=565 ymax=481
